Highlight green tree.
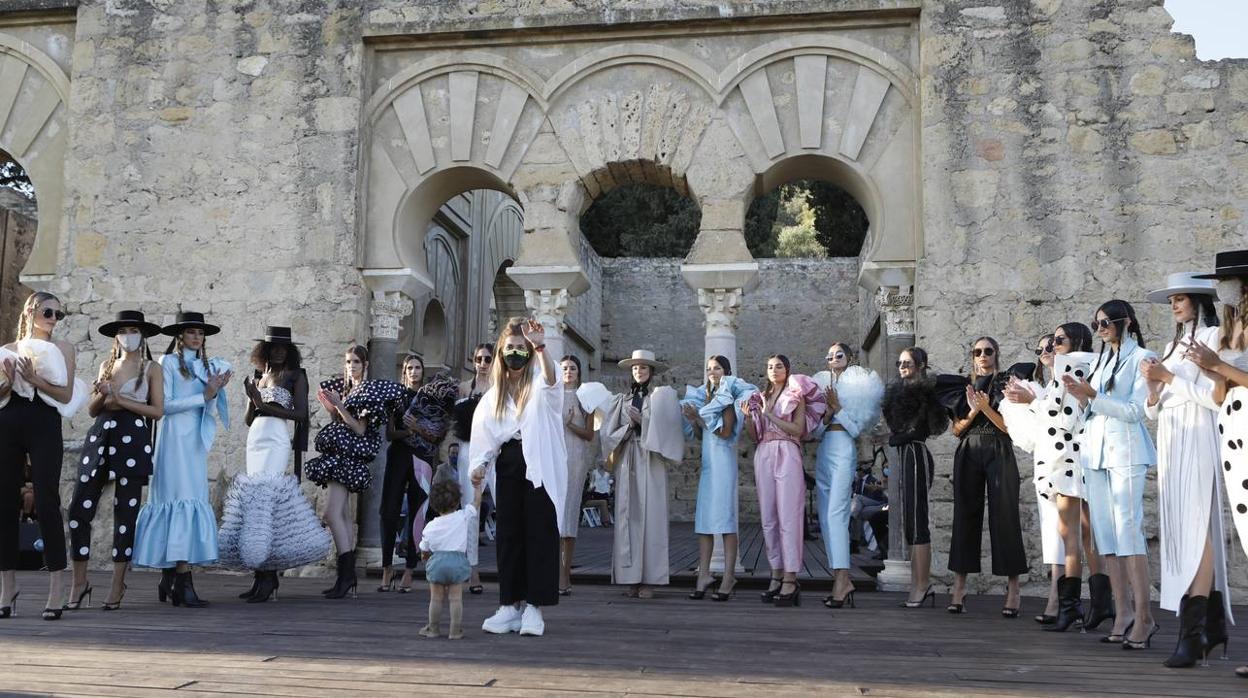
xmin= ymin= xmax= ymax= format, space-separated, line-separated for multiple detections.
xmin=774 ymin=189 xmax=826 ymax=258
xmin=580 ymin=184 xmax=700 ymax=257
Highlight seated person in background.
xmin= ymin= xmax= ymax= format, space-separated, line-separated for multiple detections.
xmin=584 ymin=466 xmax=613 ymax=527
xmin=850 ymin=463 xmax=887 ymax=553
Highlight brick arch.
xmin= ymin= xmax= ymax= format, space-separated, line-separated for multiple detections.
xmin=0 ymin=33 xmax=70 ymax=287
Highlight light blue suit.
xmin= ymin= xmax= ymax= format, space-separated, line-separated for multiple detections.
xmin=1082 ymin=337 xmax=1156 ymax=556
xmin=133 ymin=350 xmax=230 ymax=568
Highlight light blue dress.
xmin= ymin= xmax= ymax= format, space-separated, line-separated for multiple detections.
xmin=133 ymin=350 xmax=230 ymax=568
xmin=682 ymin=376 xmax=756 ymax=535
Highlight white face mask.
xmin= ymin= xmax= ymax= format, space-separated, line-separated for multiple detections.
xmin=1216 ymin=278 xmax=1243 ymax=306
xmin=119 ymin=334 xmax=143 ymax=353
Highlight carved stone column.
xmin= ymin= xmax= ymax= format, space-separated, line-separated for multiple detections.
xmin=357 ymin=290 xmax=414 ymax=562
xmin=697 ymin=287 xmax=743 ymax=369
xmin=524 ymin=287 xmax=570 ymax=360
xmin=873 ymin=284 xmax=917 ymax=593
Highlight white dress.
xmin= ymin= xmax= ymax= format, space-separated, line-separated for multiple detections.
xmin=999 ymin=378 xmax=1065 ymax=566
xmin=1146 ymin=325 xmax=1231 ymax=617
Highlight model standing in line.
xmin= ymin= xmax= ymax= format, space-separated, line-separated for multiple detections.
xmin=0 ymin=292 xmax=83 ymax=620
xmin=744 ymin=355 xmax=824 ymax=608
xmin=557 ymin=355 xmax=597 ymax=596
xmin=811 ymin=343 xmax=883 ymax=610
xmin=456 ymin=342 xmax=494 ymax=595
xmin=681 ymin=355 xmax=756 ymax=602
xmin=601 ymin=350 xmax=683 ymax=599
xmin=133 ymin=311 xmax=231 ymax=608
xmin=305 ymin=344 xmax=408 ymax=600
xmin=1140 ymin=273 xmax=1231 ymax=667
xmin=218 ymin=327 xmax=331 ymax=603
xmin=880 ymin=347 xmax=948 ymax=608
xmin=470 ymin=318 xmax=566 ymax=637
xmin=1064 ymin=300 xmax=1158 ymax=649
xmin=945 ymin=336 xmax=1028 ymax=616
xmin=67 ymin=311 xmax=165 ymax=613
xmin=1187 ymin=249 xmax=1248 ymax=679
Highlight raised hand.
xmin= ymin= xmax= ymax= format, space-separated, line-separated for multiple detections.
xmin=1181 ymin=339 xmax=1222 ymax=371
xmin=1 ymin=358 xmax=14 ymax=383
xmin=963 ymin=385 xmax=981 ymax=414
xmin=626 ymin=404 xmax=642 ymax=425
xmin=1061 ymin=374 xmax=1095 ymax=402
xmin=521 ymin=318 xmax=546 ymax=347
xmin=1139 ymin=357 xmax=1171 ymax=385
xmin=243 ymin=376 xmax=264 ymax=407
xmin=15 ymin=356 xmax=36 ymax=383
xmin=1003 ymin=377 xmax=1034 ymax=404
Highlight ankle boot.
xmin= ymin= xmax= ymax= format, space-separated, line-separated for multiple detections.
xmin=1164 ymin=595 xmax=1207 ymax=668
xmin=324 ymin=551 xmax=358 ymax=599
xmin=322 ymin=552 xmax=347 ymax=597
xmin=1204 ymin=590 xmax=1229 ymax=661
xmin=1084 ymin=573 xmax=1115 ymax=630
xmin=1045 ymin=576 xmax=1084 ymax=632
xmin=248 ymin=571 xmax=279 ymax=604
xmin=238 ymin=571 xmax=262 ymax=600
xmin=172 ymin=571 xmax=209 ymax=608
xmin=157 ymin=568 xmax=176 ymax=603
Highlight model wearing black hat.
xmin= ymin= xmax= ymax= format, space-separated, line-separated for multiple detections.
xmin=66 ymin=310 xmax=165 ymax=614
xmin=133 ymin=310 xmax=231 ymax=609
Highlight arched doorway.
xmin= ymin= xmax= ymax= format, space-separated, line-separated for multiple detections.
xmin=422 ymin=299 xmax=448 ymax=370
xmin=0 ymin=147 xmax=37 ymax=344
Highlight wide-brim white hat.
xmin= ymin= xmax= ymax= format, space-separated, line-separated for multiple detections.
xmin=1144 ymin=272 xmax=1217 ymax=304
xmin=617 ymin=349 xmax=667 ymax=373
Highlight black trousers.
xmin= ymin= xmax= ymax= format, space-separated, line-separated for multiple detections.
xmin=0 ymin=395 xmax=66 ymax=571
xmin=948 ymin=431 xmax=1028 ymax=576
xmin=379 ymin=440 xmax=425 ymax=570
xmin=898 ymin=441 xmax=935 ymax=546
xmin=495 ymin=440 xmax=558 ymax=607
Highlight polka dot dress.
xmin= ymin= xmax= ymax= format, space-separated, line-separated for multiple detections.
xmin=68 ymin=408 xmax=153 ymax=563
xmin=1220 ymin=386 xmax=1248 ymax=559
xmin=305 ymin=377 xmax=409 ymax=493
xmin=1033 ymin=355 xmax=1093 ymax=502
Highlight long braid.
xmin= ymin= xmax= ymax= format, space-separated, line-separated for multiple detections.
xmin=102 ymin=340 xmax=121 ymax=383
xmin=175 ymin=336 xmax=192 ymax=378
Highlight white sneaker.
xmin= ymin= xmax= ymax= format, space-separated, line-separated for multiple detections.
xmin=482 ymin=605 xmax=522 ymax=634
xmin=519 ymin=604 xmax=545 ymax=636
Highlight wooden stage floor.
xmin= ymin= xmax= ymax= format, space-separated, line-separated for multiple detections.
xmin=1 ymin=569 xmax=1245 ymax=697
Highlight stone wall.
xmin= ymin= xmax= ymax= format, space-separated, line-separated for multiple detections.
xmin=598 ymin=256 xmax=861 ymax=520
xmin=916 ymin=0 xmax=1248 ymax=593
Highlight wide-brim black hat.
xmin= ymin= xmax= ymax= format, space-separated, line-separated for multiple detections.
xmin=98 ymin=310 xmax=163 ymax=338
xmin=1194 ymin=250 xmax=1248 ymax=280
xmin=162 ymin=310 xmax=221 ymax=336
xmin=253 ymin=326 xmax=301 ymax=345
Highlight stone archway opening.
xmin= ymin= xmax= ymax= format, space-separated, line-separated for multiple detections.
xmin=422 ymin=299 xmax=448 ymax=370
xmin=0 ymin=147 xmax=37 ymax=344
xmin=490 ymin=260 xmax=527 ymax=334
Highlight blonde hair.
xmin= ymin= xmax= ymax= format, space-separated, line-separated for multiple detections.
xmin=16 ymin=291 xmax=59 ymax=341
xmin=491 ymin=317 xmax=536 ymax=419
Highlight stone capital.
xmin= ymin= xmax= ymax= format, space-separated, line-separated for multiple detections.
xmin=523 ymin=288 xmax=570 ymax=332
xmin=369 ymin=290 xmax=414 ymax=342
xmin=696 ymin=287 xmax=744 ymax=337
xmin=875 ymin=285 xmax=915 ymax=338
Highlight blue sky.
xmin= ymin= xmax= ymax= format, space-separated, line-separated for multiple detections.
xmin=1166 ymin=0 xmax=1247 ymax=60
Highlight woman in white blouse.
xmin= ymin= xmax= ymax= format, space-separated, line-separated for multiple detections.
xmin=469 ymin=317 xmax=567 ymax=638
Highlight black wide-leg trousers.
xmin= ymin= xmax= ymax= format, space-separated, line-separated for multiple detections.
xmin=495 ymin=440 xmax=559 ymax=607
xmin=947 ymin=431 xmax=1028 ymax=576
xmin=0 ymin=395 xmax=67 ymax=571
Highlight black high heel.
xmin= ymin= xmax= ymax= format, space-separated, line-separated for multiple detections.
xmin=1101 ymin=619 xmax=1134 ymax=644
xmin=774 ymin=581 xmax=801 ymax=607
xmin=1034 ymin=614 xmax=1057 ymax=624
xmin=760 ymin=577 xmax=783 ymax=603
xmin=41 ymin=607 xmax=63 ymax=621
xmin=377 ymin=568 xmax=394 ymax=593
xmin=248 ymin=571 xmax=280 ymax=604
xmin=1122 ymin=622 xmax=1160 ymax=650
xmin=468 ymin=584 xmax=484 ymax=595
xmin=102 ymin=583 xmax=128 ymax=611
xmin=64 ymin=585 xmax=93 ymax=610
xmin=901 ymin=585 xmax=936 ymax=609
xmin=0 ymin=591 xmax=19 ymax=618
xmin=823 ymin=590 xmax=855 ymax=609
xmin=711 ymin=579 xmax=737 ymax=602
xmin=239 ymin=572 xmax=262 ymax=600
xmin=688 ymin=575 xmax=716 ymax=600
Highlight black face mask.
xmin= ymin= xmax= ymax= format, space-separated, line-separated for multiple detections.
xmin=503 ymin=350 xmax=530 ymax=371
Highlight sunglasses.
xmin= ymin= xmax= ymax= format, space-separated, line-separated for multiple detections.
xmin=896 ymin=360 xmax=914 ymax=368
xmin=1033 ymin=342 xmax=1053 ymax=356
xmin=972 ymin=347 xmax=995 ymax=358
xmin=474 ymin=355 xmax=493 ymax=364
xmin=825 ymin=352 xmax=846 ymax=361
xmin=1053 ymin=336 xmax=1067 ymax=347
xmin=1091 ymin=318 xmax=1122 ymax=331
xmin=41 ymin=308 xmax=66 ymax=321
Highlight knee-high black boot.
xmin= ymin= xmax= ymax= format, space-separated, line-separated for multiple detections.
xmin=324 ymin=551 xmax=358 ymax=599
xmin=1045 ymin=576 xmax=1084 ymax=632
xmin=157 ymin=568 xmax=176 ymax=603
xmin=1083 ymin=573 xmax=1114 ymax=630
xmin=1204 ymin=590 xmax=1229 ymax=661
xmin=1164 ymin=595 xmax=1208 ymax=668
